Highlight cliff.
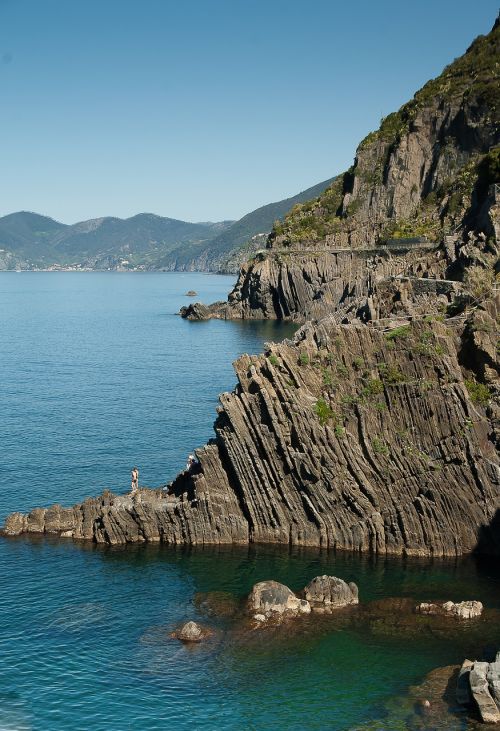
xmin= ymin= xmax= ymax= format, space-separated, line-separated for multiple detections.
xmin=4 ymin=293 xmax=499 ymax=554
xmin=182 ymin=18 xmax=499 ymax=321
xmin=3 ymin=19 xmax=499 ymax=557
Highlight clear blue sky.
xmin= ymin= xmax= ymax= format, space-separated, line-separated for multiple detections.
xmin=0 ymin=0 xmax=497 ymax=223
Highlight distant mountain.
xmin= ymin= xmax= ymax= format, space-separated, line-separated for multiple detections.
xmin=0 ymin=212 xmax=233 ymax=270
xmin=0 ymin=177 xmax=337 ymax=271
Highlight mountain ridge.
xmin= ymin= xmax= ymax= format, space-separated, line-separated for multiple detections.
xmin=0 ymin=177 xmax=336 ymax=272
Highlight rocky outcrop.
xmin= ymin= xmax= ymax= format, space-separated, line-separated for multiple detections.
xmin=246 ymin=575 xmax=359 ymax=623
xmin=4 ymin=297 xmax=499 ymax=554
xmin=181 ymin=243 xmax=447 ymax=322
xmin=181 ymin=20 xmax=499 ymax=324
xmin=303 ymin=576 xmax=358 ymax=609
xmin=457 ymin=653 xmax=500 ymax=723
xmin=171 ymin=621 xmax=213 ymax=642
xmin=247 ymin=581 xmax=311 ymax=620
xmin=416 ymin=600 xmax=483 ymax=619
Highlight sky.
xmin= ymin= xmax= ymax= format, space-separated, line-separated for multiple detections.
xmin=0 ymin=0 xmax=498 ymax=224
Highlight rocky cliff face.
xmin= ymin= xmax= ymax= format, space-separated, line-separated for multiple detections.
xmin=5 ymin=295 xmax=499 ymax=554
xmin=182 ymin=19 xmax=499 ymax=322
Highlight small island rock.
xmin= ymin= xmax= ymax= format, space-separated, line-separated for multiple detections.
xmin=416 ymin=600 xmax=483 ymax=619
xmin=171 ymin=621 xmax=212 ymax=642
xmin=303 ymin=575 xmax=359 ymax=608
xmin=185 ymin=290 xmax=198 ymax=297
xmin=247 ymin=580 xmax=310 ymax=618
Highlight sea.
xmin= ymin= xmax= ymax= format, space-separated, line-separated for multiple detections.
xmin=0 ymin=271 xmax=499 ymax=731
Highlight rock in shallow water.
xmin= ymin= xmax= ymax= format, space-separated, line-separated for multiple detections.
xmin=303 ymin=575 xmax=358 ymax=609
xmin=171 ymin=621 xmax=213 ymax=642
xmin=416 ymin=600 xmax=483 ymax=619
xmin=247 ymin=580 xmax=311 ymax=618
xmin=456 ymin=651 xmax=500 ymax=724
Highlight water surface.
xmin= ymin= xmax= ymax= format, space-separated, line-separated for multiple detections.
xmin=0 ymin=272 xmax=498 ymax=731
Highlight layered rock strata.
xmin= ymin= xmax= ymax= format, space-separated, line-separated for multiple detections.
xmin=180 ymin=243 xmax=447 ymax=322
xmin=457 ymin=653 xmax=500 ymax=724
xmin=4 ymin=297 xmax=499 ymax=554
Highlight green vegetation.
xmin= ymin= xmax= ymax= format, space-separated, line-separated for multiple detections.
xmin=363 ymin=378 xmax=384 ymax=396
xmin=464 ymin=265 xmax=495 ymax=301
xmin=268 ymin=354 xmax=279 ymax=367
xmin=465 ymin=379 xmax=492 ymax=406
xmin=372 ymin=438 xmax=389 ymax=456
xmin=299 ymin=353 xmax=309 ymax=366
xmin=313 ymin=398 xmax=336 ymax=426
xmin=379 ymin=363 xmax=406 ymax=384
xmin=321 ymin=368 xmax=336 ymax=388
xmin=385 ymin=326 xmax=411 ymax=341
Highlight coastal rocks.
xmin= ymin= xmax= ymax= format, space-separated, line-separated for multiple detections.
xmin=180 ymin=245 xmax=446 ymax=322
xmin=3 ymin=306 xmax=500 ymax=554
xmin=247 ymin=581 xmax=311 ymax=620
xmin=457 ymin=653 xmax=500 ymax=723
xmin=179 ymin=301 xmax=228 ymax=320
xmin=416 ymin=600 xmax=483 ymax=619
xmin=185 ymin=290 xmax=198 ymax=296
xmin=303 ymin=575 xmax=359 ymax=609
xmin=171 ymin=621 xmax=213 ymax=643
xmin=246 ymin=576 xmax=359 ymax=624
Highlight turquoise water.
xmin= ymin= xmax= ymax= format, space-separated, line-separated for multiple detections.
xmin=0 ymin=272 xmax=499 ymax=731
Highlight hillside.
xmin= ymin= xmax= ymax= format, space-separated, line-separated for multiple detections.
xmin=0 ymin=177 xmax=336 ymax=272
xmin=0 ymin=212 xmax=232 ymax=270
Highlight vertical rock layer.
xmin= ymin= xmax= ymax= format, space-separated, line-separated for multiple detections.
xmin=4 ymin=299 xmax=499 ymax=554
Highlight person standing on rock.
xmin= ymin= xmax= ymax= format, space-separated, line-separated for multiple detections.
xmin=131 ymin=467 xmax=139 ymax=493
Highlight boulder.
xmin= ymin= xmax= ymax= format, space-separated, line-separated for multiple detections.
xmin=185 ymin=290 xmax=198 ymax=296
xmin=442 ymin=600 xmax=483 ymax=619
xmin=469 ymin=661 xmax=500 ymax=723
xmin=247 ymin=580 xmax=310 ymax=618
xmin=303 ymin=575 xmax=359 ymax=608
xmin=171 ymin=621 xmax=212 ymax=643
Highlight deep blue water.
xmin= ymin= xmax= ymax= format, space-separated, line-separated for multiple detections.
xmin=0 ymin=272 xmax=499 ymax=731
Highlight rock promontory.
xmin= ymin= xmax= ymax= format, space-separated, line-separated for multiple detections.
xmin=3 ymin=294 xmax=499 ymax=554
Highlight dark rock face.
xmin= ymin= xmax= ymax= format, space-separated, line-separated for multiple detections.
xmin=180 ymin=245 xmax=447 ymax=322
xmin=303 ymin=576 xmax=358 ymax=608
xmin=3 ymin=299 xmax=499 ymax=554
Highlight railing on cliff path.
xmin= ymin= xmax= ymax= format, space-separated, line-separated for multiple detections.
xmin=273 ymin=239 xmax=438 ymax=257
